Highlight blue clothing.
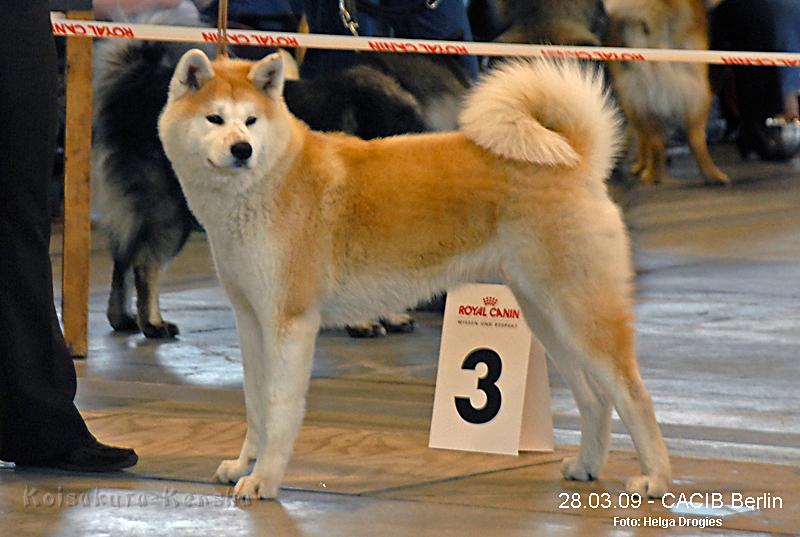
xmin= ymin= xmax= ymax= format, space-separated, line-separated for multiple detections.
xmin=301 ymin=0 xmax=478 ymax=79
xmin=206 ymin=0 xmax=478 ymax=79
xmin=769 ymin=0 xmax=800 ymax=96
xmin=203 ymin=0 xmax=304 ymax=31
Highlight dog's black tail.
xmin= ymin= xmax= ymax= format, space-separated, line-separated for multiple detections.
xmin=93 ymin=4 xmax=213 ymax=152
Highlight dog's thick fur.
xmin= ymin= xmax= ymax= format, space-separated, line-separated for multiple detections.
xmin=92 ymin=5 xmax=209 ymax=338
xmin=158 ymin=50 xmax=672 ymax=500
xmin=93 ymin=5 xmax=466 ymax=339
xmin=470 ymin=0 xmax=607 ymax=46
xmin=285 ymin=53 xmax=470 ymax=136
xmin=605 ymin=0 xmax=728 ymax=185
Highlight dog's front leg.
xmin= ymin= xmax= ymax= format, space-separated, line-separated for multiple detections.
xmin=233 ymin=307 xmax=320 ymax=500
xmin=214 ymin=296 xmax=265 ymax=484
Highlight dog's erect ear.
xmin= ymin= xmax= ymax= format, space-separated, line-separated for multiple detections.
xmin=169 ymin=49 xmax=214 ymax=100
xmin=248 ymin=52 xmax=284 ymax=100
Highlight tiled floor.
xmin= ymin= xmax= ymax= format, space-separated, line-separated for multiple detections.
xmin=2 ymin=145 xmax=799 ymax=536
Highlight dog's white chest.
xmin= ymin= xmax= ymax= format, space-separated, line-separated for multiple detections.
xmin=207 ymin=223 xmax=280 ymax=297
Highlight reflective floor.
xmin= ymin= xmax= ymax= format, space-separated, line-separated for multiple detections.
xmin=2 ymin=144 xmax=799 ymax=536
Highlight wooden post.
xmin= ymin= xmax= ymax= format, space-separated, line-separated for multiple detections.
xmin=62 ymin=9 xmax=93 ymax=358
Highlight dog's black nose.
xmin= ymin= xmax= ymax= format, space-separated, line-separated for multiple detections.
xmin=230 ymin=142 xmax=252 ymax=161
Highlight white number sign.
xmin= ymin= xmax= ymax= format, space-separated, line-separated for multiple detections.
xmin=429 ymin=283 xmax=554 ymax=455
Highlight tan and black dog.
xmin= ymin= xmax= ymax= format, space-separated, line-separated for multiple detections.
xmin=606 ymin=0 xmax=729 ymax=185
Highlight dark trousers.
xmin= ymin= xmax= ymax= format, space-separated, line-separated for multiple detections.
xmin=0 ymin=0 xmax=92 ymax=463
xmin=710 ymin=0 xmax=800 ymax=121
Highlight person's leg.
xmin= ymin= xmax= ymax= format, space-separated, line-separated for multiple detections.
xmin=1 ymin=2 xmax=137 ymax=471
xmin=0 ymin=0 xmax=95 ymax=463
xmin=769 ymin=0 xmax=800 ymax=116
xmin=710 ymin=0 xmax=787 ymax=158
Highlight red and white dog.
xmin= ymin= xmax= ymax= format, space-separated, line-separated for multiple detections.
xmin=158 ymin=50 xmax=671 ymax=499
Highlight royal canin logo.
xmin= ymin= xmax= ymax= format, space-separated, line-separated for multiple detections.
xmin=457 ymin=296 xmax=520 ymax=319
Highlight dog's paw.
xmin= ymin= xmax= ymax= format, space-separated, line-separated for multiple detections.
xmin=345 ymin=321 xmax=387 ymax=338
xmin=233 ymin=474 xmax=279 ymax=500
xmin=141 ymin=320 xmax=180 ymax=339
xmin=561 ymin=457 xmax=598 ymax=482
xmin=639 ymin=169 xmax=663 ymax=185
xmin=108 ymin=313 xmax=140 ymax=333
xmin=626 ymin=474 xmax=670 ymax=498
xmin=705 ymin=169 xmax=731 ymax=186
xmin=214 ymin=459 xmax=251 ymax=484
xmin=380 ymin=313 xmax=416 ymax=334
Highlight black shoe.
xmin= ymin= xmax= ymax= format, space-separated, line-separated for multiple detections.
xmin=20 ymin=440 xmax=138 ymax=473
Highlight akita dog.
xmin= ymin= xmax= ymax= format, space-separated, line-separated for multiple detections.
xmin=158 ymin=50 xmax=672 ymax=500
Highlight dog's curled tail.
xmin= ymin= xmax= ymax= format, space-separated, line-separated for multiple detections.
xmin=460 ymin=59 xmax=621 ymax=180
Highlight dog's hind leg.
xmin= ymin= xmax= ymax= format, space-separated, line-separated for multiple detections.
xmin=133 ymin=261 xmax=179 ymax=338
xmin=625 ymin=112 xmax=667 ymax=185
xmin=632 ymin=122 xmax=667 ymax=185
xmin=555 ymin=363 xmax=613 ymax=482
xmin=590 ymin=349 xmax=671 ymax=498
xmin=233 ymin=307 xmax=320 ymax=500
xmin=512 ymin=282 xmax=670 ymax=497
xmin=507 ymin=214 xmax=670 ymax=497
xmin=107 ymin=256 xmax=139 ymax=332
xmin=215 ymin=294 xmax=265 ymax=484
xmin=127 ymin=213 xmax=192 ymax=339
xmin=510 ymin=296 xmax=613 ymax=482
xmin=626 ymin=116 xmax=648 ymax=176
xmin=630 ymin=140 xmax=647 ymax=177
xmin=687 ymin=103 xmax=729 ymax=185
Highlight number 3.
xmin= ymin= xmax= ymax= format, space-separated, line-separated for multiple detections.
xmin=455 ymin=348 xmax=502 ymax=424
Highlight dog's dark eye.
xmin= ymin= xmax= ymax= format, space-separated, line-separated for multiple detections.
xmin=245 ymin=116 xmax=257 ymax=126
xmin=206 ymin=114 xmax=224 ymax=125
